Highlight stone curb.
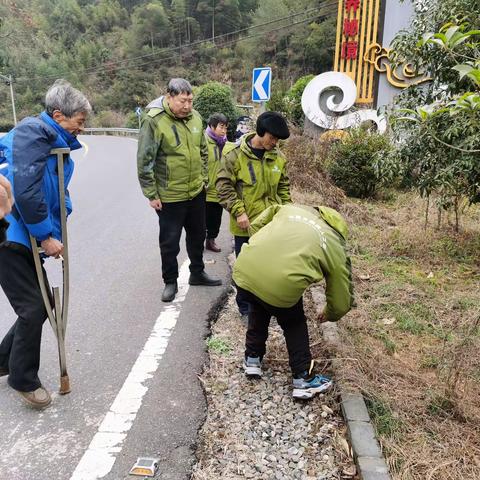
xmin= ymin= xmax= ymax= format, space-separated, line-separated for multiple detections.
xmin=311 ymin=287 xmax=391 ymax=480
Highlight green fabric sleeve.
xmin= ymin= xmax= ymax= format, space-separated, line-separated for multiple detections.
xmin=216 ymin=151 xmax=246 ymax=218
xmin=277 ymin=164 xmax=292 ymax=204
xmin=137 ymin=116 xmax=160 ymax=200
xmin=323 ymin=254 xmax=354 ymax=322
xmin=248 ymin=204 xmax=282 ymax=236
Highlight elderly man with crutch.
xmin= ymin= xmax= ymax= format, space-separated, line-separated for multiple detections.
xmin=0 ymin=80 xmax=91 ymax=409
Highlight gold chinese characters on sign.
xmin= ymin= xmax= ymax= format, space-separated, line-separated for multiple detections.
xmin=334 ymin=0 xmax=381 ymax=104
xmin=334 ymin=0 xmax=430 ymax=104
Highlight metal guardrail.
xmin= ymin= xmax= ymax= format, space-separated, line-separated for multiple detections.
xmin=83 ymin=127 xmax=139 ymax=137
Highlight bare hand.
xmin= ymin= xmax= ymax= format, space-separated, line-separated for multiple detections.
xmin=41 ymin=237 xmax=64 ymax=258
xmin=149 ymin=199 xmax=162 ymax=210
xmin=236 ymin=212 xmax=250 ymax=230
xmin=0 ymin=175 xmax=13 ymax=219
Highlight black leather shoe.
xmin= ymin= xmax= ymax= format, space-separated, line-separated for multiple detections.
xmin=161 ymin=282 xmax=178 ymax=302
xmin=189 ymin=271 xmax=222 ymax=286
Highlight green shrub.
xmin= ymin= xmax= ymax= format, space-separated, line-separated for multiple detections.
xmin=283 ymin=74 xmax=314 ymax=126
xmin=193 ymin=82 xmax=240 ymax=139
xmin=326 ymin=128 xmax=393 ymax=198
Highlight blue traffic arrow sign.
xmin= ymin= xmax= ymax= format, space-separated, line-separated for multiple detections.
xmin=252 ymin=67 xmax=272 ymax=102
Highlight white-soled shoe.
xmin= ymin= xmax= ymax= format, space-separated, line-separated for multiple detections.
xmin=243 ymin=356 xmax=262 ymax=378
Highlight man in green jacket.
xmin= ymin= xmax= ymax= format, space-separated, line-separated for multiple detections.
xmin=233 ymin=203 xmax=354 ymax=399
xmin=216 ymin=112 xmax=291 ymax=318
xmin=137 ymin=78 xmax=221 ymax=302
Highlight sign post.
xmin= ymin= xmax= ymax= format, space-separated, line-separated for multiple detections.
xmin=252 ymin=67 xmax=272 ymax=113
xmin=135 ymin=106 xmax=142 ymax=129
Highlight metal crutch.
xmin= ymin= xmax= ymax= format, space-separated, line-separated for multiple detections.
xmin=29 ymin=147 xmax=71 ymax=394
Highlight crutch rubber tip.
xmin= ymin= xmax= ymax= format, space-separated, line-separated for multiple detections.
xmin=59 ymin=375 xmax=71 ymax=395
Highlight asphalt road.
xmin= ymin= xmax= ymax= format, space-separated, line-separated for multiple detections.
xmin=0 ymin=135 xmax=232 ymax=480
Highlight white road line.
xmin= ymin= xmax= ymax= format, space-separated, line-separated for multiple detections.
xmin=70 ymin=260 xmax=190 ymax=480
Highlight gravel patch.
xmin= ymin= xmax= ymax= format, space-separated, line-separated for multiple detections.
xmin=192 ymin=292 xmax=357 ymax=480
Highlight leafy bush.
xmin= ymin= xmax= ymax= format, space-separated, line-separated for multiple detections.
xmin=283 ymin=74 xmax=315 ymax=126
xmin=266 ymin=80 xmax=289 ymax=115
xmin=388 ymin=1 xmax=480 ymax=230
xmin=326 ymin=128 xmax=393 ymax=198
xmin=267 ymin=75 xmax=315 ymax=126
xmin=193 ymin=82 xmax=240 ymax=139
xmin=91 ymin=110 xmax=126 ymax=128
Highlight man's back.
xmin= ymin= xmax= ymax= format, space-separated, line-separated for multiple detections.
xmin=233 ymin=204 xmax=353 ymax=318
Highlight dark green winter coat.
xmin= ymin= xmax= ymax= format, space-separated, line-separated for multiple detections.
xmin=137 ymin=97 xmax=208 ymax=203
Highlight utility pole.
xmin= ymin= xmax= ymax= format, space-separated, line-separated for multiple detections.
xmin=0 ymin=73 xmax=17 ymax=125
xmin=212 ymin=0 xmax=215 ymax=43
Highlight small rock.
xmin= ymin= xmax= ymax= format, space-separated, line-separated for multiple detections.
xmin=321 ymin=405 xmax=333 ymax=415
xmin=287 ymin=447 xmax=299 ymax=457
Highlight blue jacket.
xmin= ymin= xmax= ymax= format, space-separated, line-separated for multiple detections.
xmin=0 ymin=111 xmax=82 ymax=250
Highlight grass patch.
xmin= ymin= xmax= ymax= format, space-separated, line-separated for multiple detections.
xmin=453 ymin=296 xmax=480 ymax=311
xmin=206 ymin=336 xmax=232 ymax=355
xmin=373 ymin=302 xmax=434 ymax=336
xmin=426 ymin=392 xmax=457 ymax=418
xmin=365 ymin=395 xmax=403 ymax=440
xmin=431 ymin=236 xmax=480 ymax=265
xmin=420 ymin=354 xmax=440 ymax=369
xmin=379 ymin=332 xmax=397 ymax=355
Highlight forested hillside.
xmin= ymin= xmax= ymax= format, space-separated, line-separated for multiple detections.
xmin=0 ymin=0 xmax=336 ymax=128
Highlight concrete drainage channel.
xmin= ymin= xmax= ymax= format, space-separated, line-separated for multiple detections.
xmin=311 ymin=287 xmax=392 ymax=480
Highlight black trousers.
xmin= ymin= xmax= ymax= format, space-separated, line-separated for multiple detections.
xmin=205 ymin=201 xmax=223 ymax=240
xmin=157 ymin=190 xmax=206 ymax=284
xmin=238 ymin=287 xmax=312 ymax=375
xmin=0 ymin=243 xmax=48 ymax=392
xmin=234 ymin=236 xmax=250 ymax=315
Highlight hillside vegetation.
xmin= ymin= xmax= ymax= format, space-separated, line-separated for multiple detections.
xmin=0 ymin=0 xmax=336 ymax=129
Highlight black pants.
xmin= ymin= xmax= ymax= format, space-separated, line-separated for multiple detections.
xmin=0 ymin=243 xmax=47 ymax=392
xmin=234 ymin=236 xmax=250 ymax=315
xmin=238 ymin=287 xmax=312 ymax=375
xmin=157 ymin=190 xmax=206 ymax=284
xmin=205 ymin=201 xmax=223 ymax=240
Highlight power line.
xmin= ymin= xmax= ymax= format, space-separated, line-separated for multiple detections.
xmin=14 ymin=2 xmax=337 ymax=85
xmin=126 ymin=7 xmax=338 ymax=73
xmin=16 ymin=5 xmax=327 ymax=82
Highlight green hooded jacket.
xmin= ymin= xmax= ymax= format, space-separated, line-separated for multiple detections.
xmin=137 ymin=97 xmax=208 ymax=203
xmin=232 ymin=204 xmax=354 ymax=320
xmin=205 ymin=133 xmax=235 ymax=203
xmin=215 ymin=132 xmax=291 ymax=236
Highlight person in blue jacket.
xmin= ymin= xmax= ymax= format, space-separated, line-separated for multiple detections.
xmin=0 ymin=79 xmax=91 ymax=409
xmin=0 ymin=174 xmax=13 ymax=242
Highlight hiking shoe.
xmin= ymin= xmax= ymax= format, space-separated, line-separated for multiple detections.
xmin=243 ymin=356 xmax=262 ymax=378
xmin=161 ymin=282 xmax=178 ymax=302
xmin=189 ymin=271 xmax=222 ymax=286
xmin=17 ymin=386 xmax=52 ymax=409
xmin=292 ymin=374 xmax=333 ymax=399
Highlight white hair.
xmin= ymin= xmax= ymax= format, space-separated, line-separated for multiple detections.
xmin=45 ymin=79 xmax=92 ymax=117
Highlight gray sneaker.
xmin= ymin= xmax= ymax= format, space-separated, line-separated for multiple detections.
xmin=243 ymin=356 xmax=262 ymax=378
xmin=292 ymin=374 xmax=333 ymax=399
